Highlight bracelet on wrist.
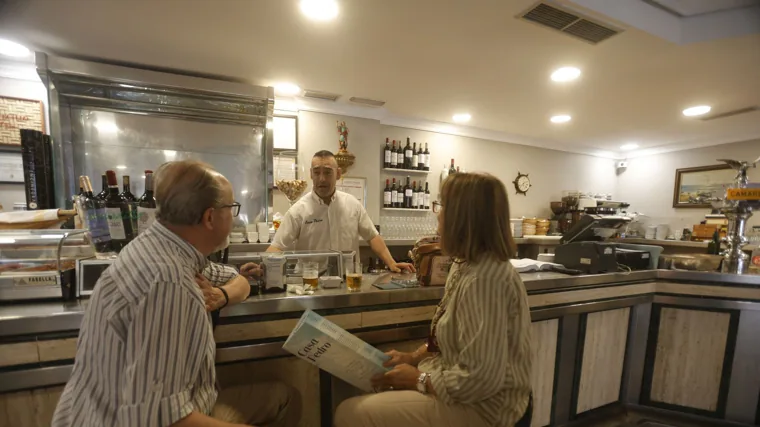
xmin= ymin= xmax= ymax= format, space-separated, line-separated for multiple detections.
xmin=218 ymin=287 xmax=229 ymax=309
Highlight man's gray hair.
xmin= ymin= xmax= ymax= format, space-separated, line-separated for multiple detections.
xmin=154 ymin=160 xmax=227 ymax=226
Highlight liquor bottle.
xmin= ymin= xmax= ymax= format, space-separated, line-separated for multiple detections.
xmin=411 ymin=180 xmax=419 ymax=209
xmin=404 ymin=138 xmax=413 ymax=169
xmin=417 ymin=144 xmax=424 ymax=170
xmin=121 ymin=175 xmax=137 ymax=202
xmin=81 ymin=175 xmax=112 ymax=255
xmin=391 ymin=178 xmax=399 ymax=208
xmin=96 ymin=174 xmax=108 ymax=200
xmin=383 ymin=179 xmax=392 ymax=208
xmin=137 ymin=170 xmax=157 ymax=234
xmin=384 ymin=138 xmax=391 ymax=168
xmin=449 ymin=159 xmax=456 ymax=175
xmin=73 ymin=183 xmax=85 ymax=229
xmin=390 ymin=140 xmax=398 ymax=169
xmin=104 ymin=170 xmax=135 ymax=252
xmin=404 ymin=176 xmax=413 ymax=208
xmin=423 ymin=143 xmax=431 ymax=171
xmin=412 ymin=142 xmax=419 ymax=171
xmin=397 ymin=139 xmax=404 ymax=169
xmin=424 ymin=182 xmax=431 ymax=210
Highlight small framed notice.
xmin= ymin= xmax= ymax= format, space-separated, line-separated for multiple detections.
xmin=0 ymin=96 xmax=45 ymax=146
xmin=337 ymin=176 xmax=367 ymax=207
xmin=0 ymin=152 xmax=24 ymax=183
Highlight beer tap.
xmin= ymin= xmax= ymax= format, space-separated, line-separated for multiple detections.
xmin=716 ymin=156 xmax=760 ymax=274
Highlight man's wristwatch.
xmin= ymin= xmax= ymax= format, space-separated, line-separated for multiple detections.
xmin=416 ymin=372 xmax=430 ymax=394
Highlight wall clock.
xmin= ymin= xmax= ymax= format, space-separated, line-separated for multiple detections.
xmin=513 ymin=172 xmax=531 ymax=196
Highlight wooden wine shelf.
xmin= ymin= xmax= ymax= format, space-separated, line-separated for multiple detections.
xmin=383 ymin=168 xmax=430 ymax=175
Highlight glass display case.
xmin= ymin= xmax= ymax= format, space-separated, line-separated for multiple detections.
xmin=0 ymin=229 xmax=92 ymax=301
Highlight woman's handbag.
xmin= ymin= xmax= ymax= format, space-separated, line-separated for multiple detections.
xmin=410 ymin=236 xmax=452 ymax=286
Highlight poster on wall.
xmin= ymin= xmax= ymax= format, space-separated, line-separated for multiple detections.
xmin=0 ymin=96 xmax=45 ymax=146
xmin=672 ymin=164 xmax=736 ymax=208
xmin=0 ymin=152 xmax=24 ymax=183
xmin=336 ymin=177 xmax=367 ymax=207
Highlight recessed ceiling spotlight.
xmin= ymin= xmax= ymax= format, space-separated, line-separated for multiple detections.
xmin=620 ymin=143 xmax=639 ymax=151
xmin=551 ymin=67 xmax=581 ymax=82
xmin=0 ymin=39 xmax=30 ymax=57
xmin=300 ymin=0 xmax=339 ymax=21
xmin=550 ymin=115 xmax=572 ymax=123
xmin=682 ymin=105 xmax=711 ymax=117
xmin=452 ymin=113 xmax=471 ymax=123
xmin=116 ymin=165 xmax=127 ymax=170
xmin=275 ymin=83 xmax=301 ymax=96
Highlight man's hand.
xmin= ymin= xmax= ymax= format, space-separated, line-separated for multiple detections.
xmin=390 ymin=262 xmax=416 ymax=273
xmin=195 ymin=274 xmax=226 ymax=312
xmin=239 ymin=262 xmax=264 ymax=279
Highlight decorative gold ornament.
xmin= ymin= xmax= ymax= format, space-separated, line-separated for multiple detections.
xmin=335 ymin=120 xmax=355 ymax=174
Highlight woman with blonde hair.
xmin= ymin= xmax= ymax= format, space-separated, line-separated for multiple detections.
xmin=335 ymin=172 xmax=532 ymax=427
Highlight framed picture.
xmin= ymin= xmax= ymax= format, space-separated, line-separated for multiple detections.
xmin=336 ymin=176 xmax=367 ymax=208
xmin=673 ymin=164 xmax=736 ymax=208
xmin=0 ymin=96 xmax=45 ymax=146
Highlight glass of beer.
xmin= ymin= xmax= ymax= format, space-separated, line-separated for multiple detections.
xmin=345 ymin=262 xmax=363 ymax=293
xmin=303 ymin=261 xmax=319 ymax=292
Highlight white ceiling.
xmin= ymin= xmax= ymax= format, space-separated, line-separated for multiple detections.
xmin=0 ymin=0 xmax=758 ymax=159
xmin=647 ymin=0 xmax=760 ymax=16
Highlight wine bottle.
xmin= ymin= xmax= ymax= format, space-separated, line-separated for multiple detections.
xmin=81 ymin=175 xmax=113 ymax=254
xmin=424 ymin=182 xmax=431 ymax=210
xmin=404 ymin=176 xmax=413 ymax=208
xmin=449 ymin=159 xmax=456 ymax=175
xmin=383 ymin=179 xmax=391 ymax=208
xmin=404 ymin=138 xmax=413 ymax=169
xmin=417 ymin=144 xmax=424 ymax=170
xmin=384 ymin=138 xmax=391 ymax=168
xmin=390 ymin=140 xmax=398 ymax=168
xmin=74 ymin=182 xmax=85 ymax=229
xmin=391 ymin=178 xmax=399 ymax=208
xmin=121 ymin=175 xmax=137 ymax=202
xmin=96 ymin=174 xmax=108 ymax=200
xmin=411 ymin=180 xmax=419 ymax=209
xmin=423 ymin=143 xmax=430 ymax=171
xmin=412 ymin=142 xmax=419 ymax=171
xmin=137 ymin=170 xmax=157 ymax=234
xmin=105 ymin=170 xmax=135 ymax=252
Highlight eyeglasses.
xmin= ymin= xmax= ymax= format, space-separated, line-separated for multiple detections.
xmin=219 ymin=202 xmax=241 ymax=217
xmin=432 ymin=201 xmax=443 ymax=214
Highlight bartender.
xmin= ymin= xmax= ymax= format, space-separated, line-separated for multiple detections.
xmin=265 ymin=150 xmax=415 ymax=273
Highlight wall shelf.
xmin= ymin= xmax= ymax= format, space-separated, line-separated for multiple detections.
xmin=382 ymin=208 xmax=432 ymax=212
xmin=383 ymin=168 xmax=430 ymax=175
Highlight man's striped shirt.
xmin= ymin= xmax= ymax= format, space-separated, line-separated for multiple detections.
xmin=52 ymin=222 xmax=237 ymax=427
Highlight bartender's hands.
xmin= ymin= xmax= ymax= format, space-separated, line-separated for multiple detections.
xmin=239 ymin=262 xmax=264 ymax=279
xmin=195 ymin=274 xmax=226 ymax=312
xmin=371 ymin=364 xmax=421 ymax=392
xmin=383 ymin=350 xmax=418 ymax=368
xmin=390 ymin=262 xmax=416 ymax=273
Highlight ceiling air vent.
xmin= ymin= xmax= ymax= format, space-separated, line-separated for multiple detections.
xmin=349 ymin=97 xmax=386 ymax=107
xmin=303 ymin=90 xmax=340 ymax=102
xmin=519 ymin=2 xmax=622 ymax=44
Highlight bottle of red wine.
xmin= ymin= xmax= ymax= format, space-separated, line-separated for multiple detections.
xmin=383 ymin=179 xmax=391 ymax=208
xmin=417 ymin=144 xmax=424 ymax=170
xmin=412 ymin=142 xmax=419 ymax=171
xmin=411 ymin=180 xmax=419 ymax=209
xmin=449 ymin=158 xmax=456 ymax=175
xmin=105 ymin=170 xmax=135 ymax=252
xmin=81 ymin=175 xmax=112 ymax=254
xmin=424 ymin=182 xmax=431 ymax=210
xmin=384 ymin=138 xmax=391 ymax=168
xmin=137 ymin=170 xmax=157 ymax=234
xmin=391 ymin=178 xmax=399 ymax=208
xmin=121 ymin=175 xmax=137 ymax=202
xmin=404 ymin=138 xmax=413 ymax=169
xmin=404 ymin=176 xmax=413 ymax=208
xmin=423 ymin=143 xmax=430 ymax=171
xmin=390 ymin=140 xmax=398 ymax=169
xmin=96 ymin=174 xmax=108 ymax=200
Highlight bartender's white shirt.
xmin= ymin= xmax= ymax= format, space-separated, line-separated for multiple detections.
xmin=272 ymin=190 xmax=379 ymax=255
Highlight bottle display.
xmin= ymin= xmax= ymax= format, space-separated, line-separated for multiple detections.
xmin=412 ymin=142 xmax=419 ymax=171
xmin=411 ymin=180 xmax=419 ymax=209
xmin=390 ymin=140 xmax=398 ymax=168
xmin=104 ymin=170 xmax=136 ymax=252
xmin=137 ymin=170 xmax=157 ymax=234
xmin=424 ymin=182 xmax=431 ymax=210
xmin=404 ymin=138 xmax=413 ymax=169
xmin=423 ymin=143 xmax=430 ymax=171
xmin=383 ymin=179 xmax=391 ymax=208
xmin=383 ymin=138 xmax=391 ymax=168
xmin=96 ymin=174 xmax=108 ymax=200
xmin=120 ymin=175 xmax=138 ymax=233
xmin=404 ymin=176 xmax=413 ymax=208
xmin=80 ymin=175 xmax=113 ymax=256
xmin=417 ymin=144 xmax=424 ymax=170
xmin=391 ymin=178 xmax=399 ymax=208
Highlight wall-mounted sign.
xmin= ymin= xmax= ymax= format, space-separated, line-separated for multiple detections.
xmin=0 ymin=96 xmax=45 ymax=146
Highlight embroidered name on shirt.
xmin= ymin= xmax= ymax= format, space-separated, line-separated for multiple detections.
xmin=305 ymin=218 xmax=324 ymax=225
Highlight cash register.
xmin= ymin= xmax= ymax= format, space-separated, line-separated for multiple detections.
xmin=554 ymin=214 xmax=657 ymax=274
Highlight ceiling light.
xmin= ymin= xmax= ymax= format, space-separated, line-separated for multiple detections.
xmin=241 ymin=190 xmax=249 ymax=195
xmin=682 ymin=105 xmax=711 ymax=117
xmin=163 ymin=150 xmax=177 ymax=160
xmin=275 ymin=83 xmax=301 ymax=96
xmin=94 ymin=121 xmax=119 ymax=133
xmin=550 ymin=115 xmax=571 ymax=123
xmin=620 ymin=143 xmax=639 ymax=151
xmin=551 ymin=67 xmax=581 ymax=82
xmin=300 ymin=0 xmax=339 ymax=21
xmin=116 ymin=165 xmax=127 ymax=170
xmin=452 ymin=113 xmax=471 ymax=123
xmin=0 ymin=39 xmax=30 ymax=57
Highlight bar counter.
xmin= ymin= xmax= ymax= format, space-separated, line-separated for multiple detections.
xmin=1 ymin=270 xmax=760 ymax=427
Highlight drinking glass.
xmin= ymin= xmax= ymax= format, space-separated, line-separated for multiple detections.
xmin=345 ymin=262 xmax=363 ymax=293
xmin=303 ymin=261 xmax=319 ymax=292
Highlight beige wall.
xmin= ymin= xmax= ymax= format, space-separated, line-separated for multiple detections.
xmin=616 ymin=139 xmax=760 ymax=231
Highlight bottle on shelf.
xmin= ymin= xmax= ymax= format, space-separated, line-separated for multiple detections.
xmin=456 ymin=166 xmax=460 ymax=173
xmin=423 ymin=143 xmax=430 ymax=171
xmin=424 ymin=182 xmax=431 ymax=210
xmin=390 ymin=140 xmax=398 ymax=169
xmin=383 ymin=179 xmax=392 ymax=208
xmin=411 ymin=180 xmax=419 ymax=209
xmin=96 ymin=174 xmax=108 ymax=200
xmin=384 ymin=138 xmax=391 ymax=168
xmin=449 ymin=158 xmax=456 ymax=175
xmin=412 ymin=142 xmax=419 ymax=171
xmin=80 ymin=175 xmax=112 ymax=255
xmin=391 ymin=178 xmax=399 ymax=208
xmin=120 ymin=175 xmax=138 ymax=233
xmin=417 ymin=144 xmax=424 ymax=170
xmin=404 ymin=138 xmax=413 ymax=169
xmin=105 ymin=170 xmax=136 ymax=252
xmin=441 ymin=163 xmax=449 ymax=183
xmin=404 ymin=176 xmax=413 ymax=208
xmin=137 ymin=170 xmax=157 ymax=234
xmin=74 ymin=182 xmax=85 ymax=229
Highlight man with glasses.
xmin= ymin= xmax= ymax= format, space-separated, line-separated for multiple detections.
xmin=268 ymin=150 xmax=415 ymax=274
xmin=53 ymin=160 xmax=300 ymax=427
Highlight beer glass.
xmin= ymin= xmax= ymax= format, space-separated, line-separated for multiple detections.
xmin=345 ymin=262 xmax=363 ymax=293
xmin=303 ymin=262 xmax=319 ymax=291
